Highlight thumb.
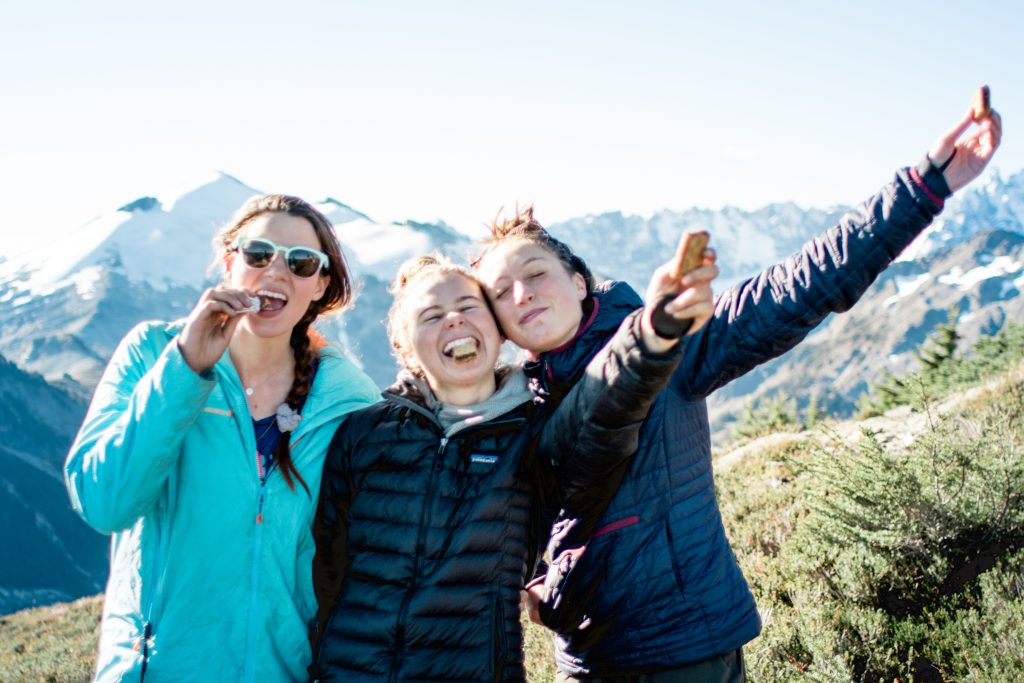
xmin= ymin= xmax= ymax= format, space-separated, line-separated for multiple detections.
xmin=930 ymin=110 xmax=974 ymax=163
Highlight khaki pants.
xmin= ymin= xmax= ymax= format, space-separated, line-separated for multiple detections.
xmin=556 ymin=648 xmax=745 ymax=683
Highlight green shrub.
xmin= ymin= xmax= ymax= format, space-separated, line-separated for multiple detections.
xmin=726 ymin=374 xmax=1024 ymax=682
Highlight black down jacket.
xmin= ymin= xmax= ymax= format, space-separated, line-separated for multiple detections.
xmin=310 ymin=310 xmax=683 ymax=682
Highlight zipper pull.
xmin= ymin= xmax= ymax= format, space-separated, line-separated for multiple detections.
xmin=436 ymin=437 xmax=449 ymax=471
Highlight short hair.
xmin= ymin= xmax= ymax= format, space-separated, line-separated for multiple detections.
xmin=470 ymin=205 xmax=595 ymax=295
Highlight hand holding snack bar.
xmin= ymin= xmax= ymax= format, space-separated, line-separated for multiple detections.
xmin=177 ymin=286 xmax=261 ymax=374
xmin=641 ymin=231 xmax=717 ymax=351
xmin=928 ymin=85 xmax=1002 ymax=194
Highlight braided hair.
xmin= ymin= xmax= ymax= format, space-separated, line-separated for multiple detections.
xmin=214 ymin=195 xmax=353 ymax=494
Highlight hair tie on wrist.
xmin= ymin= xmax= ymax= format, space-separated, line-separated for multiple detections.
xmin=650 ymin=293 xmax=694 ymax=339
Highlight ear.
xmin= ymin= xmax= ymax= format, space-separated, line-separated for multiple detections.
xmin=572 ymin=272 xmax=587 ymax=301
xmin=314 ymin=274 xmax=329 ymax=301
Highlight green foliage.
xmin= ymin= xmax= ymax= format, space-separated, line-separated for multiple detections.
xmin=734 ymin=392 xmax=801 ymax=440
xmin=859 ymin=315 xmax=1024 ymax=417
xmin=719 ymin=371 xmax=1024 ymax=682
xmin=733 ymin=391 xmax=826 ymax=442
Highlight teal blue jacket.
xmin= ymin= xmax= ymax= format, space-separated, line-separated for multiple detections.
xmin=65 ymin=321 xmax=379 ymax=682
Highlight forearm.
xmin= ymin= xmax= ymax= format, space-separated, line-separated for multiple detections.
xmin=65 ymin=326 xmax=214 ymax=533
xmin=679 ymin=164 xmax=946 ymax=397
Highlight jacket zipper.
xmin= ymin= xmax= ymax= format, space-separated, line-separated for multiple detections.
xmin=138 ymin=621 xmax=152 ymax=682
xmin=389 ymin=435 xmax=448 ymax=683
xmin=139 ymin=494 xmax=169 ymax=679
xmin=243 ymin=449 xmax=269 ymax=683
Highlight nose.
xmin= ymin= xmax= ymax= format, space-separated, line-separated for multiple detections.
xmin=265 ymin=250 xmax=290 ymax=276
xmin=512 ymin=280 xmax=532 ymax=305
xmin=445 ymin=312 xmax=466 ymax=328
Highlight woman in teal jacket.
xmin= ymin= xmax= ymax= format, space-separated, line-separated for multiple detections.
xmin=65 ymin=195 xmax=379 ymax=682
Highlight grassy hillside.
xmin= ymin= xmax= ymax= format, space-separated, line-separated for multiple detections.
xmin=0 ymin=595 xmax=101 ymax=683
xmin=4 ymin=328 xmax=1022 ymax=682
xmin=716 ymin=366 xmax=1024 ymax=682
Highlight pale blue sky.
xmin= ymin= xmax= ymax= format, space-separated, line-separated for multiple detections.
xmin=1 ymin=1 xmax=1020 ymax=254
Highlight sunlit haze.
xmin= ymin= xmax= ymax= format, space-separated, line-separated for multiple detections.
xmin=1 ymin=0 xmax=1020 ymax=256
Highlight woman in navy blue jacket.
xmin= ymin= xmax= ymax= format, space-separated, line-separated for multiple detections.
xmin=472 ymin=101 xmax=1001 ymax=681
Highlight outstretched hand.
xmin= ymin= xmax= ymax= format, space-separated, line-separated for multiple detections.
xmin=928 ymin=96 xmax=1002 ymax=194
xmin=641 ymin=249 xmax=718 ymax=353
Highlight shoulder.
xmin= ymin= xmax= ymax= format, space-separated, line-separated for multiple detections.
xmin=110 ymin=319 xmax=184 ymax=368
xmin=121 ymin=319 xmax=184 ymax=348
xmin=314 ymin=347 xmax=381 ymax=406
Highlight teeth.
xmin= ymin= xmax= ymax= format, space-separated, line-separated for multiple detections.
xmin=443 ymin=337 xmax=478 ymax=360
xmin=255 ymin=289 xmax=288 ymax=312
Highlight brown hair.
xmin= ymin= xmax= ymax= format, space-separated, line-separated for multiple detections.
xmin=470 ymin=205 xmax=596 ymax=295
xmin=214 ymin=194 xmax=353 ymax=494
xmin=385 ymin=253 xmax=477 ymax=376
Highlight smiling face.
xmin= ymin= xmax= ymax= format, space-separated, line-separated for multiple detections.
xmin=397 ymin=271 xmax=502 ymax=404
xmin=474 ymin=239 xmax=587 ymax=354
xmin=224 ymin=212 xmax=329 ymax=342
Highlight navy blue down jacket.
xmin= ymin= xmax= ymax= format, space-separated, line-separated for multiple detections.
xmin=531 ymin=165 xmax=949 ymax=676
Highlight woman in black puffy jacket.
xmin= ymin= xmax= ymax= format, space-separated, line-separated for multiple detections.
xmin=310 ymin=253 xmax=714 ymax=682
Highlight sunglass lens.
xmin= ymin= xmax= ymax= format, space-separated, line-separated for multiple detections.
xmin=287 ymin=250 xmax=322 ymax=278
xmin=241 ymin=239 xmax=275 ymax=268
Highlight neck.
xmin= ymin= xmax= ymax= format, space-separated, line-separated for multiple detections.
xmin=230 ymin=330 xmax=296 ymax=385
xmin=431 ymin=374 xmax=497 ymax=406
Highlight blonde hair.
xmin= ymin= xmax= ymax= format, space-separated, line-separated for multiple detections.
xmin=470 ymin=204 xmax=596 ymax=295
xmin=386 ymin=253 xmax=478 ymax=375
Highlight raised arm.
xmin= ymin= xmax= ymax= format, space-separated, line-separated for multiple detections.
xmin=538 ymin=251 xmax=716 ymax=498
xmin=676 ymin=99 xmax=1002 ymax=399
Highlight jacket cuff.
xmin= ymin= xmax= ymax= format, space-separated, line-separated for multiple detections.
xmin=631 ymin=309 xmax=685 ymax=361
xmin=910 ymin=155 xmax=952 ymax=209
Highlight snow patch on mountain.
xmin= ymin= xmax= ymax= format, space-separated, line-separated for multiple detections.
xmin=2 ymin=173 xmax=260 ymax=293
xmin=883 ymin=273 xmax=931 ymax=307
xmin=937 ymin=256 xmax=1023 ymax=290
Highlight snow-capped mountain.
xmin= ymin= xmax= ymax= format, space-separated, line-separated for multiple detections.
xmin=543 ymin=168 xmax=1024 ymax=437
xmin=547 ymin=168 xmax=1024 ymax=293
xmin=1 ymin=167 xmax=1022 ymax=614
xmin=0 ymin=175 xmax=473 ymax=389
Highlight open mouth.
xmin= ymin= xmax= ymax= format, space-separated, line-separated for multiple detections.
xmin=256 ymin=289 xmax=288 ymax=312
xmin=443 ymin=337 xmax=479 ymax=364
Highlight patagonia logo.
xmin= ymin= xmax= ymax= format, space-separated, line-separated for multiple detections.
xmin=470 ymin=454 xmax=499 ymax=465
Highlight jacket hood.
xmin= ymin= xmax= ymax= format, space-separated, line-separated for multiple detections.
xmin=527 ymin=280 xmax=642 ymax=391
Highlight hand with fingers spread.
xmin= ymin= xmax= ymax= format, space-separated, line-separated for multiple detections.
xmin=641 ymin=248 xmax=719 ymax=353
xmin=177 ymin=287 xmax=260 ymax=374
xmin=928 ymin=89 xmax=1003 ymax=193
